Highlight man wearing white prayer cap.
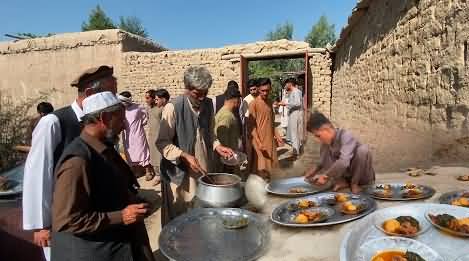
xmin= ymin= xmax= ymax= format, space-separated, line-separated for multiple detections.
xmin=50 ymin=92 xmax=155 ymax=261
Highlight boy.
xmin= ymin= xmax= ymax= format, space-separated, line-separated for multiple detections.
xmin=304 ymin=112 xmax=375 ymax=194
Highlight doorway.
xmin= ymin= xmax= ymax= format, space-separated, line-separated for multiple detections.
xmin=240 ymin=52 xmax=312 ymax=111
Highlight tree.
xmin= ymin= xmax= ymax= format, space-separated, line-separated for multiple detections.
xmin=81 ymin=5 xmax=116 ymax=31
xmin=249 ymin=21 xmax=304 ymax=101
xmin=266 ymin=22 xmax=294 ymax=41
xmin=305 ymin=15 xmax=336 ymax=48
xmin=118 ymin=16 xmax=148 ymax=37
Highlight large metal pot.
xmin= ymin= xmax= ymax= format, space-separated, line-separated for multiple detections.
xmin=196 ymin=173 xmax=243 ymax=208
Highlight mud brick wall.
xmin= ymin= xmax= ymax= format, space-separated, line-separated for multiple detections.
xmin=0 ymin=30 xmax=164 ymax=108
xmin=332 ymin=0 xmax=469 ymax=171
xmin=310 ymin=52 xmax=333 ymax=116
xmin=119 ymin=40 xmax=333 ymax=110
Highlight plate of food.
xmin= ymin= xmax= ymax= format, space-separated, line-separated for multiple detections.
xmin=373 ymin=207 xmax=431 ymax=238
xmin=221 ymin=213 xmax=250 ymax=229
xmin=366 ymin=183 xmax=435 ymax=201
xmin=265 ymin=176 xmax=332 ymax=197
xmin=271 ymin=192 xmax=376 ymax=227
xmin=355 ymin=236 xmax=443 ymax=261
xmin=439 ymin=190 xmax=469 ymax=208
xmin=290 ymin=207 xmax=335 ymax=224
xmin=341 ymin=204 xmax=468 ymax=261
xmin=339 ymin=199 xmax=368 ymax=215
xmin=426 ymin=208 xmax=469 ymax=237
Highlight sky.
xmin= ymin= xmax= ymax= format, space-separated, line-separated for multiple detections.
xmin=1 ymin=0 xmax=357 ymax=50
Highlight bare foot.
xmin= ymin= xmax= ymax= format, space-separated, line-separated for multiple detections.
xmin=351 ymin=184 xmax=362 ymax=194
xmin=333 ymin=178 xmax=349 ymax=191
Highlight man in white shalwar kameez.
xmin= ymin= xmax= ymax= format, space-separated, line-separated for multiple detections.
xmin=22 ymin=66 xmax=117 ymax=261
xmin=279 ymin=78 xmax=304 ymax=158
xmin=279 ymin=88 xmax=290 ymax=142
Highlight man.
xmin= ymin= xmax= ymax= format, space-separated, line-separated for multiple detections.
xmin=156 ymin=66 xmax=233 ymax=226
xmin=28 ymin=102 xmax=54 ymax=145
xmin=214 ymin=87 xmax=242 ymax=173
xmin=240 ymin=78 xmax=258 ymax=126
xmin=279 ymin=78 xmax=304 ymax=158
xmin=239 ymin=79 xmax=258 ymax=171
xmin=213 ymin=80 xmax=239 ymax=114
xmin=304 ymin=112 xmax=375 ymax=194
xmin=119 ymin=91 xmax=155 ymax=182
xmin=145 ymin=88 xmax=170 ymax=185
xmin=249 ymin=78 xmax=283 ymax=180
xmin=22 ymin=65 xmax=116 ymax=261
xmin=51 ymin=92 xmax=154 ymax=261
xmin=278 ymin=88 xmax=289 ymax=143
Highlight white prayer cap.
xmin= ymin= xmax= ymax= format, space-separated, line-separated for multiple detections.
xmin=82 ymin=91 xmax=122 ymax=115
xmin=117 ymin=94 xmax=133 ymax=105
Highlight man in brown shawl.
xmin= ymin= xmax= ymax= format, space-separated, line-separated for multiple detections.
xmin=51 ymin=92 xmax=154 ymax=261
xmin=304 ymin=112 xmax=375 ymax=194
xmin=249 ymin=78 xmax=283 ymax=180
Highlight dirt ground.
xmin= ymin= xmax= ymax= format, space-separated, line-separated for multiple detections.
xmin=136 ymin=135 xmax=469 ymax=260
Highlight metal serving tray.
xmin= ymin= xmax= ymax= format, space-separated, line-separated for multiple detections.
xmin=265 ymin=176 xmax=332 ymax=197
xmin=365 ymin=183 xmax=435 ymax=201
xmin=340 ymin=203 xmax=469 ymax=261
xmin=271 ymin=192 xmax=376 ymax=227
xmin=0 ymin=164 xmax=24 ymax=197
xmin=159 ymin=208 xmax=271 ymax=261
xmin=439 ymin=190 xmax=469 ymax=207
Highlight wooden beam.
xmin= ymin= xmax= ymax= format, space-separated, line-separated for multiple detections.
xmin=221 ymin=48 xmax=328 ymax=61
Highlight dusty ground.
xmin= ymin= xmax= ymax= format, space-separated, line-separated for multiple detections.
xmin=136 ymin=135 xmax=469 ymax=260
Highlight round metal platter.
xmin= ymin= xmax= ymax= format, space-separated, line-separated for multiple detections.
xmin=265 ymin=176 xmax=332 ymax=197
xmin=425 ymin=206 xmax=469 ymax=238
xmin=340 ymin=203 xmax=469 ymax=261
xmin=365 ymin=183 xmax=435 ymax=201
xmin=270 ymin=192 xmax=376 ymax=227
xmin=438 ymin=190 xmax=469 ymax=208
xmin=355 ymin=237 xmax=443 ymax=261
xmin=159 ymin=208 xmax=271 ymax=261
xmin=0 ymin=164 xmax=24 ymax=197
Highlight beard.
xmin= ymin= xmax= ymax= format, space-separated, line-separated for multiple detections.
xmin=104 ymin=128 xmax=120 ymax=146
xmin=188 ymin=96 xmax=201 ymax=109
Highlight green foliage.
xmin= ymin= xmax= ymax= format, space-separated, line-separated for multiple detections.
xmin=81 ymin=5 xmax=148 ymax=38
xmin=81 ymin=5 xmax=116 ymax=31
xmin=266 ymin=22 xmax=294 ymax=41
xmin=249 ymin=58 xmax=304 ymax=101
xmin=305 ymin=15 xmax=336 ymax=48
xmin=17 ymin=33 xmax=55 ymax=39
xmin=0 ymin=91 xmax=51 ymax=171
xmin=249 ymin=21 xmax=303 ymax=101
xmin=118 ymin=16 xmax=148 ymax=37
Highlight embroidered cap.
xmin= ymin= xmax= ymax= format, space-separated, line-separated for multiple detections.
xmin=82 ymin=91 xmax=122 ymax=116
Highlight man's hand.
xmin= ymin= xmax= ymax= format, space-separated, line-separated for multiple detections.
xmin=215 ymin=145 xmax=234 ymax=159
xmin=33 ymin=229 xmax=51 ymax=247
xmin=275 ymin=135 xmax=284 ymax=146
xmin=181 ymin=152 xmax=205 ymax=174
xmin=304 ymin=166 xmax=317 ymax=180
xmin=122 ymin=203 xmax=148 ymax=225
xmin=311 ymin=174 xmax=329 ymax=186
